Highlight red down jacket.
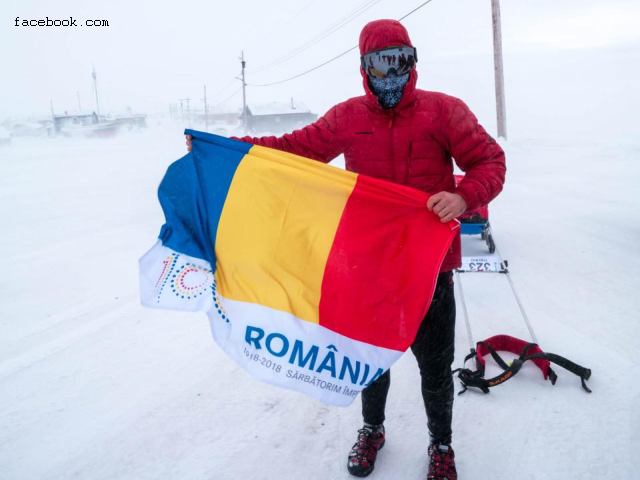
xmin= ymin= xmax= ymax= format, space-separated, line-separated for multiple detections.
xmin=238 ymin=19 xmax=506 ymax=272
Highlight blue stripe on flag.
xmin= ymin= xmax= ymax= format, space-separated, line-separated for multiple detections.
xmin=157 ymin=131 xmax=252 ymax=267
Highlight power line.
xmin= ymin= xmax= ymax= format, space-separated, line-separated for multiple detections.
xmin=249 ymin=0 xmax=376 ymax=73
xmin=248 ymin=47 xmax=359 ymax=87
xmin=207 ymin=78 xmax=239 ymax=100
xmin=199 ymin=61 xmax=244 ymax=112
xmin=247 ymin=0 xmax=436 ymax=87
xmin=275 ymin=0 xmax=318 ymax=31
xmin=398 ymin=0 xmax=434 ymax=21
xmin=202 ymin=77 xmax=243 ymax=109
xmin=249 ymin=0 xmax=383 ymax=74
xmin=210 ymin=86 xmax=242 ymax=108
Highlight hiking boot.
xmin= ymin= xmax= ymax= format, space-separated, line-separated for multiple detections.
xmin=347 ymin=425 xmax=386 ymax=477
xmin=427 ymin=443 xmax=457 ymax=480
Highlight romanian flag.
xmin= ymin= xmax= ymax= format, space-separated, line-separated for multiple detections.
xmin=139 ymin=129 xmax=458 ymax=406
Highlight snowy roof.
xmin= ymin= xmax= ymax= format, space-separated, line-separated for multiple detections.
xmin=53 ymin=111 xmax=97 ymax=118
xmin=13 ymin=121 xmax=46 ymax=130
xmin=248 ymin=101 xmax=312 ymax=116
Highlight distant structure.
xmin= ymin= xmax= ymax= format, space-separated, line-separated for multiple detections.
xmin=0 ymin=126 xmax=10 ymax=146
xmin=52 ymin=111 xmax=119 ymax=138
xmin=53 ymin=112 xmax=99 ymax=135
xmin=8 ymin=118 xmax=51 ymax=137
xmin=195 ymin=105 xmax=240 ymax=127
xmin=244 ymin=99 xmax=318 ymax=134
xmin=114 ymin=114 xmax=147 ymax=130
xmin=114 ymin=106 xmax=147 ymax=130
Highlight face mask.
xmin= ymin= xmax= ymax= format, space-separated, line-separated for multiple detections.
xmin=368 ymin=72 xmax=410 ymax=109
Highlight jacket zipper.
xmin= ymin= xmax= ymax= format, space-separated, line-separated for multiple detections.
xmin=389 ymin=111 xmax=396 ymax=183
xmin=408 ymin=139 xmax=413 ymax=182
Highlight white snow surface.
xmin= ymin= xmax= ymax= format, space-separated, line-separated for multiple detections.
xmin=1 ymin=119 xmax=639 ymax=478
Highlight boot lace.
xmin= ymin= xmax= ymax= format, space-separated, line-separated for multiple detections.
xmin=349 ymin=427 xmax=384 ymax=467
xmin=427 ymin=444 xmax=457 ymax=480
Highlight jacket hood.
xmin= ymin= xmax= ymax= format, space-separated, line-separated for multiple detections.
xmin=359 ymin=19 xmax=418 ymax=112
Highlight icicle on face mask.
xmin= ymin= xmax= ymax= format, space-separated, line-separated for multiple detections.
xmin=368 ymin=72 xmax=410 ymax=109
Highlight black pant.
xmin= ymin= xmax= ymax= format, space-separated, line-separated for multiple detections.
xmin=361 ymin=271 xmax=456 ymax=445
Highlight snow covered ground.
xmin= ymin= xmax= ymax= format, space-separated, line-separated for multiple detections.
xmin=1 ymin=121 xmax=638 ymax=479
xmin=2 ymin=36 xmax=640 ymax=476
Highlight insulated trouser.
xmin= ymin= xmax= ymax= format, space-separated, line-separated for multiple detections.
xmin=361 ymin=271 xmax=456 ymax=445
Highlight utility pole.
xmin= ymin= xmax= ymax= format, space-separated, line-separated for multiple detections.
xmin=491 ymin=0 xmax=507 ymax=139
xmin=92 ymin=66 xmax=101 ymax=119
xmin=50 ymin=100 xmax=56 ymax=136
xmin=241 ymin=51 xmax=247 ymax=134
xmin=204 ymin=85 xmax=209 ymax=132
xmin=77 ymin=91 xmax=82 ymax=112
xmin=179 ymin=98 xmax=192 ymax=127
xmin=180 ymin=99 xmax=184 ymax=124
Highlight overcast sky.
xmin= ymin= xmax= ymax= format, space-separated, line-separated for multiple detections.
xmin=1 ymin=0 xmax=639 ymax=119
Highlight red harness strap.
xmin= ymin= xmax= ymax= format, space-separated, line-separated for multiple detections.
xmin=476 ymin=335 xmax=552 ymax=380
xmin=454 ymin=334 xmax=592 ymax=394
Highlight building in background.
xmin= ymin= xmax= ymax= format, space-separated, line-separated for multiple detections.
xmin=245 ymin=99 xmax=318 ymax=134
xmin=53 ymin=112 xmax=119 ymax=138
xmin=114 ymin=114 xmax=148 ymax=130
xmin=0 ymin=126 xmax=11 ymax=146
xmin=194 ymin=106 xmax=241 ymax=127
xmin=53 ymin=112 xmax=99 ymax=134
xmin=5 ymin=117 xmax=51 ymax=138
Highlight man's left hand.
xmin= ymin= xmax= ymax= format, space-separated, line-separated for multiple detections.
xmin=427 ymin=192 xmax=467 ymax=223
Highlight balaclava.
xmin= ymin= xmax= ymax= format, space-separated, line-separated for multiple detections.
xmin=368 ymin=73 xmax=410 ymax=109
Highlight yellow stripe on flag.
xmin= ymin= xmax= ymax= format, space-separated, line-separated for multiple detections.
xmin=215 ymin=145 xmax=357 ymax=324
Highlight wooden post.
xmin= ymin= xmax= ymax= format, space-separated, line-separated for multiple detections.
xmin=241 ymin=51 xmax=247 ymax=135
xmin=50 ymin=100 xmax=56 ymax=136
xmin=204 ymin=85 xmax=209 ymax=132
xmin=179 ymin=98 xmax=191 ymax=127
xmin=491 ymin=0 xmax=507 ymax=139
xmin=92 ymin=66 xmax=101 ymax=119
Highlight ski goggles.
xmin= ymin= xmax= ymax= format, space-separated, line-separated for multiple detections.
xmin=361 ymin=46 xmax=417 ymax=79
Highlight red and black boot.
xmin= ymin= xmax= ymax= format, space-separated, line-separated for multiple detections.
xmin=347 ymin=425 xmax=386 ymax=477
xmin=427 ymin=444 xmax=457 ymax=480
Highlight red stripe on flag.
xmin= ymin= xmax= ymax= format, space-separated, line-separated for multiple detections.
xmin=319 ymin=175 xmax=457 ymax=352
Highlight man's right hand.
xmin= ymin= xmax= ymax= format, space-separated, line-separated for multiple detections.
xmin=185 ymin=134 xmax=193 ymax=152
xmin=427 ymin=191 xmax=467 ymax=223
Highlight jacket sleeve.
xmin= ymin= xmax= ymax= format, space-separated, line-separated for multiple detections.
xmin=233 ymin=105 xmax=344 ymax=163
xmin=442 ymin=98 xmax=506 ymax=211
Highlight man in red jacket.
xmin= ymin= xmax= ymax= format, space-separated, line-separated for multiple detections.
xmin=187 ymin=19 xmax=505 ymax=480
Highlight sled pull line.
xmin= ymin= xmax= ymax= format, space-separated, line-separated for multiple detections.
xmin=452 ymin=203 xmax=592 ymax=396
xmin=495 ymin=248 xmax=538 ymax=344
xmin=455 ymin=270 xmax=475 ymax=348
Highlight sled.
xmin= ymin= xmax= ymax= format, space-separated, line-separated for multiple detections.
xmin=453 ymin=231 xmax=592 ymax=395
xmin=455 ymin=174 xmax=495 ymax=253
